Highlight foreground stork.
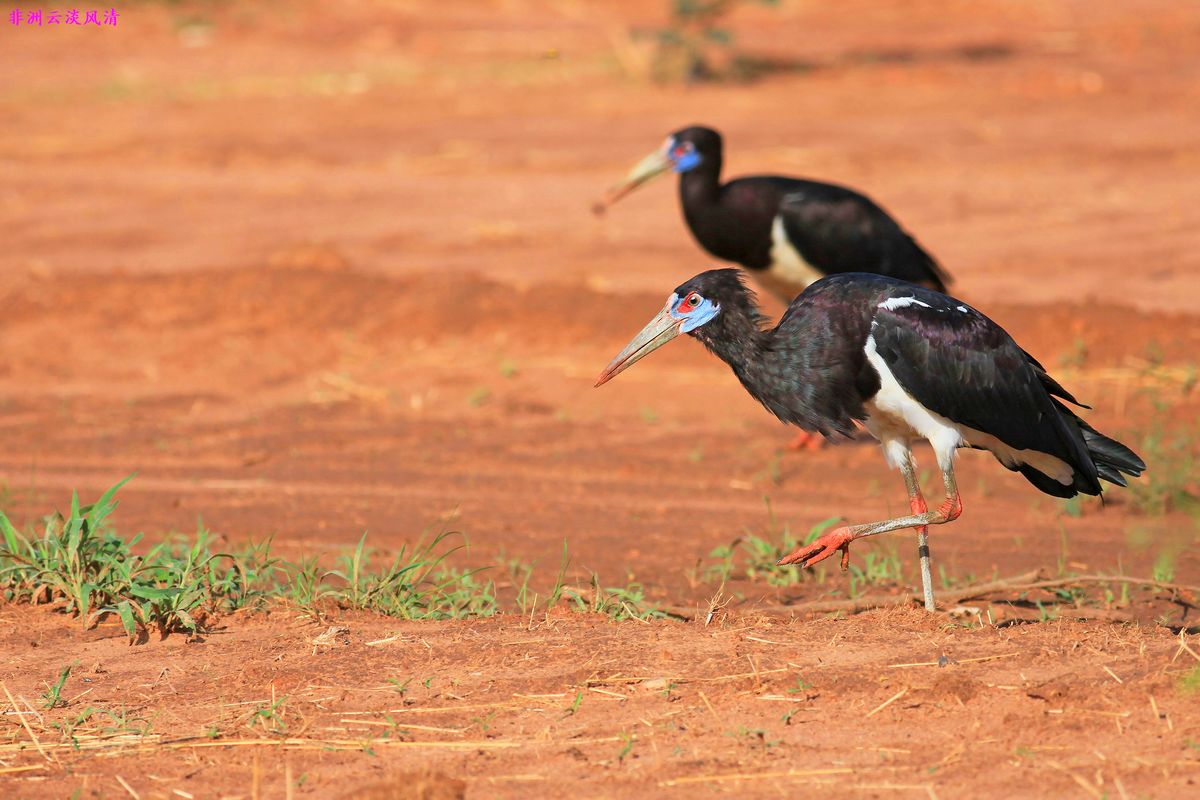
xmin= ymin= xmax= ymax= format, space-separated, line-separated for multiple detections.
xmin=594 ymin=126 xmax=950 ymax=303
xmin=595 ymin=269 xmax=1145 ymax=610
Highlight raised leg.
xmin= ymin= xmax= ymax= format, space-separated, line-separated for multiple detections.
xmin=778 ymin=463 xmax=963 ymax=598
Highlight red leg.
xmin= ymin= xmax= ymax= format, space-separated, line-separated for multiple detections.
xmin=785 ymin=430 xmax=826 ymax=452
xmin=937 ymin=493 xmax=962 ymax=521
xmin=777 ymin=463 xmax=962 ymax=575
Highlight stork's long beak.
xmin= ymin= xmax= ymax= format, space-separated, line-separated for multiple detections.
xmin=592 ymin=148 xmax=673 ymax=215
xmin=594 ymin=304 xmax=682 ymax=387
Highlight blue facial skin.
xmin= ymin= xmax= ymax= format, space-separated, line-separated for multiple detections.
xmin=671 ymin=148 xmax=703 ymax=173
xmin=668 ymin=292 xmax=721 ymax=332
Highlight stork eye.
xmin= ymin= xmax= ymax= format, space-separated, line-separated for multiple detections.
xmin=686 ymin=293 xmax=702 ymax=308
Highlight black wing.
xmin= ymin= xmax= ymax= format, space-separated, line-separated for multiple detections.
xmin=769 ymin=178 xmax=950 ymax=291
xmin=869 ymin=294 xmax=1102 ymax=495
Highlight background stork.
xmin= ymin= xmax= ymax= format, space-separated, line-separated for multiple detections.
xmin=594 ymin=125 xmax=951 ymax=304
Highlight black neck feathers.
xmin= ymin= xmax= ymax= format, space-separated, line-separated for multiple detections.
xmin=680 ymin=271 xmax=875 ymax=437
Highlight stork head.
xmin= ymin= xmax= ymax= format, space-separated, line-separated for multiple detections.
xmin=593 ymin=126 xmax=723 ymax=213
xmin=595 ymin=269 xmax=753 ymax=387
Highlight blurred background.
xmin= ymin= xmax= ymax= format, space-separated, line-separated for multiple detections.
xmin=1 ymin=0 xmax=1198 ymax=602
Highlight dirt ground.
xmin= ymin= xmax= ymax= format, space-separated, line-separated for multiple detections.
xmin=1 ymin=1 xmax=1199 ymax=797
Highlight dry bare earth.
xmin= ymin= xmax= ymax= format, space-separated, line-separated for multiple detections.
xmin=2 ymin=607 xmax=1200 ymax=798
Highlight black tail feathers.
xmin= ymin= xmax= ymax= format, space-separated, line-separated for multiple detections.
xmin=1021 ymin=380 xmax=1146 ymax=500
xmin=1080 ymin=423 xmax=1146 ymax=488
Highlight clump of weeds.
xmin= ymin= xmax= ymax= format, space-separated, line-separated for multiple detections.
xmin=1 ymin=480 xmax=694 ymax=642
xmin=702 ymin=497 xmax=838 ymax=588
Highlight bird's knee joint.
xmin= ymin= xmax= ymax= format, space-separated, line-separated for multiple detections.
xmin=937 ymin=496 xmax=963 ymax=522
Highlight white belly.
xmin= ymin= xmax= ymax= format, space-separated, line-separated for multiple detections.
xmin=755 ymin=215 xmax=825 ymax=303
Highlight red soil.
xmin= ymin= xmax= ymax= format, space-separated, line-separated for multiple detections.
xmin=1 ymin=1 xmax=1198 ymax=796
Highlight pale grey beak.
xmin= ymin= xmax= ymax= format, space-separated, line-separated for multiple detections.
xmin=594 ymin=302 xmax=682 ymax=387
xmin=592 ymin=147 xmax=673 ymax=215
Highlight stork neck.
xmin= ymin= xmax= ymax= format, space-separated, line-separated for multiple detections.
xmin=678 ymin=160 xmax=722 ymax=207
xmin=699 ymin=318 xmax=764 ymax=373
xmin=692 ymin=304 xmax=770 ymax=386
xmin=695 ymin=308 xmax=826 ymax=429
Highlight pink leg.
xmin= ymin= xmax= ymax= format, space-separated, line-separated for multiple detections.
xmin=778 ymin=462 xmax=962 ymax=576
xmin=785 ymin=430 xmax=826 ymax=452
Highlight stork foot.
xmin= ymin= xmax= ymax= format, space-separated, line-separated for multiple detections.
xmin=785 ymin=430 xmax=826 ymax=452
xmin=777 ymin=527 xmax=853 ymax=571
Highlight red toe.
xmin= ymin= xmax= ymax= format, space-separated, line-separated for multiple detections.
xmin=777 ymin=527 xmax=853 ymax=570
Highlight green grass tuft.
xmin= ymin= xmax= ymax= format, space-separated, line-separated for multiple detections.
xmin=0 ymin=478 xmax=497 ymax=639
xmin=702 ymin=499 xmax=838 ymax=588
xmin=566 ymin=573 xmax=664 ymax=621
xmin=2 ymin=479 xmax=690 ymax=638
xmin=0 ymin=476 xmax=275 ymax=638
xmin=847 ymin=543 xmax=904 ymax=599
xmin=318 ymin=531 xmax=496 ymax=620
xmin=41 ymin=664 xmax=74 ymax=710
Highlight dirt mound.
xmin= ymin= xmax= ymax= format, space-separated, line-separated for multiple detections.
xmin=3 ymin=265 xmax=1195 ymax=391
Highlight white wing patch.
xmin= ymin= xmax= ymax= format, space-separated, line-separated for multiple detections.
xmin=863 ymin=333 xmax=963 ymax=472
xmin=878 ymin=295 xmax=973 ymax=316
xmin=862 ymin=333 xmax=1074 ymax=484
xmin=878 ymin=296 xmax=932 ymax=312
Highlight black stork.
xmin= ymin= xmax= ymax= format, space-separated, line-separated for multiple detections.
xmin=595 ymin=126 xmax=951 ymax=304
xmin=595 ymin=269 xmax=1145 ymax=610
